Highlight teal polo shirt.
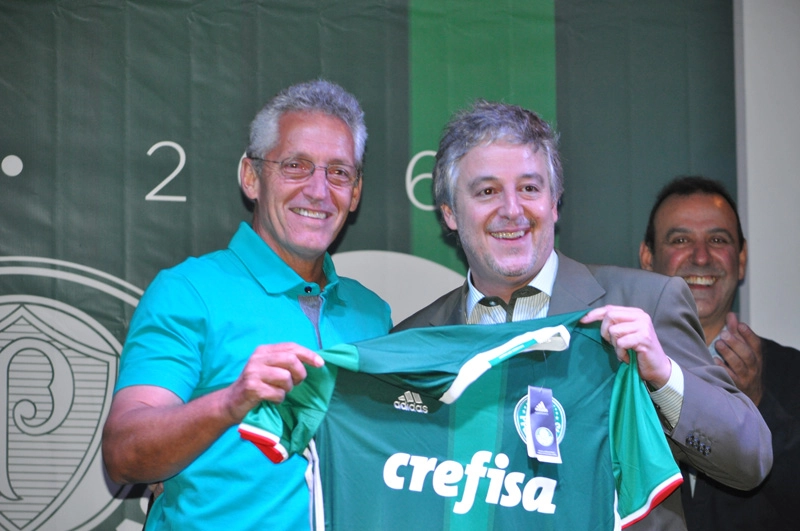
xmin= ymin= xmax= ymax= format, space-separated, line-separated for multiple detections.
xmin=115 ymin=222 xmax=391 ymax=530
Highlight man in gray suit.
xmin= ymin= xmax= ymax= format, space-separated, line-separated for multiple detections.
xmin=640 ymin=175 xmax=799 ymax=530
xmin=393 ymin=100 xmax=772 ymax=529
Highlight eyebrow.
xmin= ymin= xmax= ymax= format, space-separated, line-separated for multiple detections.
xmin=281 ymin=152 xmax=356 ymax=166
xmin=663 ymin=227 xmax=735 ymax=240
xmin=466 ymin=172 xmax=546 ymax=186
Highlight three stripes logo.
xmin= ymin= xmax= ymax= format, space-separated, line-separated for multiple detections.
xmin=393 ymin=391 xmax=429 ymax=414
xmin=533 ymin=400 xmax=549 ymax=414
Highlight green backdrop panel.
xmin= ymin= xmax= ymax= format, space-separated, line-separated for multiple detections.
xmin=0 ymin=1 xmax=736 ymax=529
xmin=555 ymin=0 xmax=736 ymax=267
xmin=409 ymin=0 xmax=557 ymax=275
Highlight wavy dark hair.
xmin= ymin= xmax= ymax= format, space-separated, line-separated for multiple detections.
xmin=643 ymin=175 xmax=745 ymax=251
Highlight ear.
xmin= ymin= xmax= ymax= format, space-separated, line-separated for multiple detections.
xmin=441 ymin=204 xmax=458 ymax=231
xmin=240 ymin=158 xmax=260 ymax=201
xmin=738 ymin=239 xmax=748 ymax=281
xmin=348 ymin=178 xmax=362 ymax=212
xmin=639 ymin=241 xmax=654 ymax=271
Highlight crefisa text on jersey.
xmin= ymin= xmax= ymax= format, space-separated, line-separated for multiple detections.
xmin=383 ymin=450 xmax=556 ymax=514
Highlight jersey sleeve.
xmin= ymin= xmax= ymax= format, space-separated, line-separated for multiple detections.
xmin=611 ymin=351 xmax=683 ymax=527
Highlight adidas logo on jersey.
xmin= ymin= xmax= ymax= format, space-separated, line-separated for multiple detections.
xmin=394 ymin=391 xmax=429 ymax=414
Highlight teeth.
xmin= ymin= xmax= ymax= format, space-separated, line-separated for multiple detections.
xmin=492 ymin=230 xmax=525 ymax=239
xmin=293 ymin=208 xmax=327 ymax=220
xmin=684 ymin=276 xmax=715 ymax=286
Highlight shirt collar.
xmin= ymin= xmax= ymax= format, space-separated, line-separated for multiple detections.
xmin=465 ymin=249 xmax=558 ymax=318
xmin=708 ymin=326 xmax=726 ymax=361
xmin=228 ymin=222 xmax=339 ymax=298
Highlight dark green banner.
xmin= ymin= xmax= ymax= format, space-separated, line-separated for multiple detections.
xmin=0 ymin=1 xmax=734 ymax=528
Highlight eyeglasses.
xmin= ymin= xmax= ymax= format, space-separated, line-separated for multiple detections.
xmin=249 ymin=156 xmax=360 ymax=187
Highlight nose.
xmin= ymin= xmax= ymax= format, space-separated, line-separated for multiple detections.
xmin=302 ymin=166 xmax=330 ymax=198
xmin=498 ymin=190 xmax=524 ymax=218
xmin=690 ymin=241 xmax=710 ymax=265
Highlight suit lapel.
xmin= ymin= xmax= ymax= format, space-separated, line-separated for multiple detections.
xmin=548 ymin=252 xmax=606 ymax=316
xmin=429 ymin=253 xmax=605 ymax=323
xmin=430 ymin=283 xmax=468 ymax=326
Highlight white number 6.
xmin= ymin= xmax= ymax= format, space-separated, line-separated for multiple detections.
xmin=405 ymin=150 xmax=437 ymax=211
xmin=145 ymin=141 xmax=187 ymax=202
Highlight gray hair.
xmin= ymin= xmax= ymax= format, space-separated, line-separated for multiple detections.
xmin=247 ymin=79 xmax=367 ymax=167
xmin=433 ymin=100 xmax=563 ymax=211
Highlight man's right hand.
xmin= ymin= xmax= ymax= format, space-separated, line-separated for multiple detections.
xmin=223 ymin=343 xmax=325 ymax=422
xmin=102 ymin=342 xmax=323 ymax=484
xmin=580 ymin=305 xmax=673 ymax=389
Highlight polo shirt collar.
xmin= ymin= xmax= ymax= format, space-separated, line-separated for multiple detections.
xmin=228 ymin=222 xmax=340 ymax=298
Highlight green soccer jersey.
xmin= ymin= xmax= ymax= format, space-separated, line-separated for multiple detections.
xmin=239 ymin=314 xmax=573 ymax=462
xmin=316 ymin=311 xmax=681 ymax=530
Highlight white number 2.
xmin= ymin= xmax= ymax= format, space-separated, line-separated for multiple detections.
xmin=145 ymin=141 xmax=187 ymax=202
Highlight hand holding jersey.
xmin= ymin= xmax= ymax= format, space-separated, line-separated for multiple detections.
xmin=582 ymin=305 xmax=673 ymax=389
xmin=104 ymin=342 xmax=323 ymax=481
xmin=229 ymin=344 xmax=324 ymax=421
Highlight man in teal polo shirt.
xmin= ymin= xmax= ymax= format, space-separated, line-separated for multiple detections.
xmin=101 ymin=79 xmax=391 ymax=530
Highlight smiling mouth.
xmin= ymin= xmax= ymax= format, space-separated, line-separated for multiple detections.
xmin=491 ymin=230 xmax=526 ymax=239
xmin=292 ymin=208 xmax=328 ymax=220
xmin=684 ymin=275 xmax=716 ymax=287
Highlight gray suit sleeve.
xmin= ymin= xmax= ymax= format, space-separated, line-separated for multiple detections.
xmin=653 ymin=276 xmax=773 ymax=490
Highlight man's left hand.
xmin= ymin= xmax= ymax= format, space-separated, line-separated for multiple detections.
xmin=581 ymin=305 xmax=672 ymax=389
xmin=715 ymin=312 xmax=764 ymax=406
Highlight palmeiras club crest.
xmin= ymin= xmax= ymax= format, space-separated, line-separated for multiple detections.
xmin=513 ymin=393 xmax=566 ymax=446
xmin=0 ymin=257 xmax=147 ymax=530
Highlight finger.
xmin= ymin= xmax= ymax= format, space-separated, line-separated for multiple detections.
xmin=715 ymin=339 xmax=745 ymax=370
xmin=253 ymin=343 xmax=323 ymax=369
xmin=605 ymin=318 xmax=645 ymax=339
xmin=711 ymin=356 xmax=737 ymax=381
xmin=581 ymin=304 xmax=642 ymax=324
xmin=735 ymin=321 xmax=762 ymax=352
xmin=261 ymin=366 xmax=299 ymax=393
xmin=278 ymin=345 xmax=324 ymax=384
xmin=580 ymin=306 xmax=608 ymax=324
xmin=725 ymin=312 xmax=740 ymax=331
xmin=295 ymin=348 xmax=325 ymax=368
xmin=720 ymin=313 xmax=761 ymax=365
xmin=249 ymin=345 xmax=311 ymax=385
xmin=717 ymin=330 xmax=758 ymax=370
xmin=716 ymin=331 xmax=744 ymax=356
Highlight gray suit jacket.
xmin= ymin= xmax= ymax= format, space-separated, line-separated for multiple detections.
xmin=393 ymin=252 xmax=773 ymax=530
